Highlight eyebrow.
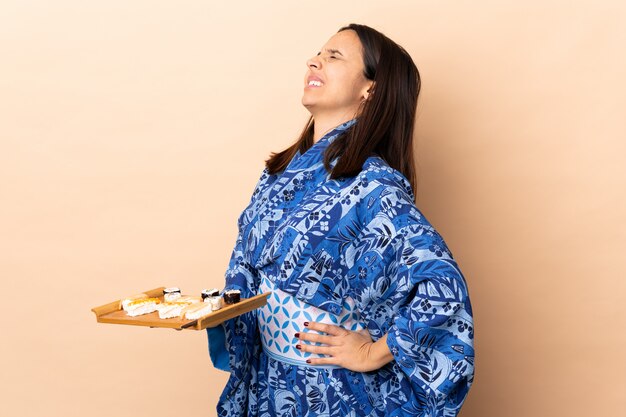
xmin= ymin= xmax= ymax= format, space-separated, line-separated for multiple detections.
xmin=318 ymin=48 xmax=344 ymax=56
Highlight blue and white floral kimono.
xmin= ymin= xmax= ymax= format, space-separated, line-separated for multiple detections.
xmin=207 ymin=118 xmax=475 ymax=417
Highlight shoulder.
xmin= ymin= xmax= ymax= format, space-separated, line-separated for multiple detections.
xmin=251 ymin=166 xmax=278 ymax=196
xmin=355 ymin=156 xmax=447 ymax=238
xmin=358 ymin=156 xmax=417 ymax=215
xmin=361 ymin=155 xmax=415 ymax=202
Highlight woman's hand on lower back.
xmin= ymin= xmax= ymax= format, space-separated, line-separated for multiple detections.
xmin=294 ymin=321 xmax=393 ymax=372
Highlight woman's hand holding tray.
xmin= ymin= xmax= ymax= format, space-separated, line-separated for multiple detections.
xmin=91 ymin=287 xmax=271 ymax=330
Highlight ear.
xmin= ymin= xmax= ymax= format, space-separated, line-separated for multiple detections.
xmin=361 ymin=80 xmax=375 ymax=101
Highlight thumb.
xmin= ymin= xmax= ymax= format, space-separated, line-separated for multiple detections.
xmin=357 ymin=328 xmax=372 ymax=338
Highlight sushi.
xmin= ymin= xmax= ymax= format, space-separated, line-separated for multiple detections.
xmin=163 ymin=287 xmax=182 ymax=302
xmin=223 ymin=289 xmax=241 ymax=304
xmin=208 ymin=296 xmax=223 ymax=311
xmin=120 ymin=293 xmax=149 ymax=310
xmin=156 ymin=300 xmax=194 ymax=319
xmin=201 ymin=288 xmax=220 ymax=300
xmin=183 ymin=302 xmax=213 ymax=320
xmin=124 ymin=297 xmax=161 ymax=317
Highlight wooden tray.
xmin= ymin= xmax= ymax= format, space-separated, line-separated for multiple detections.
xmin=91 ymin=287 xmax=270 ymax=330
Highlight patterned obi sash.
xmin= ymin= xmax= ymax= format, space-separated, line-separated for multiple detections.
xmin=258 ymin=271 xmax=365 ymax=369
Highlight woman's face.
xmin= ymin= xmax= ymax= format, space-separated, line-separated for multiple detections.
xmin=302 ymin=30 xmax=373 ymax=118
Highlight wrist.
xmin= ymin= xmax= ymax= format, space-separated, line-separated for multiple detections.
xmin=369 ymin=334 xmax=394 ymax=369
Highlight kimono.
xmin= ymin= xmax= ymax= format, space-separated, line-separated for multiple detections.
xmin=207 ymin=118 xmax=475 ymax=417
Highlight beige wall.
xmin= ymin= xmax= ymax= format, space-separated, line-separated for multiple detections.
xmin=1 ymin=1 xmax=624 ymax=416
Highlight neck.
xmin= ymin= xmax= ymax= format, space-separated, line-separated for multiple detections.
xmin=311 ymin=112 xmax=357 ymax=143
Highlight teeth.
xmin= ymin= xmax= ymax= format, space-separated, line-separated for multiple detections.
xmin=308 ymin=80 xmax=323 ymax=87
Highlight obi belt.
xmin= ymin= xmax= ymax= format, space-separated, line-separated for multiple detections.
xmin=258 ymin=270 xmax=365 ymax=369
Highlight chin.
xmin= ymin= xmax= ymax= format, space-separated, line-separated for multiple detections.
xmin=301 ymin=97 xmax=316 ymax=109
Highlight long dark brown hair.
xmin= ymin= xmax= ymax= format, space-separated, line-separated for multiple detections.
xmin=265 ymin=23 xmax=421 ymax=201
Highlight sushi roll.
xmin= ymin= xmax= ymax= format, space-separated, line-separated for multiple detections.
xmin=223 ymin=289 xmax=241 ymax=305
xmin=208 ymin=296 xmax=223 ymax=311
xmin=163 ymin=287 xmax=182 ymax=302
xmin=201 ymin=288 xmax=220 ymax=301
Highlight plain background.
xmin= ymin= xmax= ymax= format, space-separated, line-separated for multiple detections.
xmin=1 ymin=1 xmax=625 ymax=416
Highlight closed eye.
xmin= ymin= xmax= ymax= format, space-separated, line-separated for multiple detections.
xmin=316 ymin=52 xmax=338 ymax=59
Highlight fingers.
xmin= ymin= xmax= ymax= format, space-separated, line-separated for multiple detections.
xmin=305 ymin=321 xmax=348 ymax=336
xmin=306 ymin=356 xmax=340 ymax=366
xmin=296 ymin=331 xmax=335 ymax=346
xmin=297 ymin=343 xmax=335 ymax=355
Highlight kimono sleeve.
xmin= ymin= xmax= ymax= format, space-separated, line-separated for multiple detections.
xmin=206 ymin=225 xmax=258 ymax=373
xmin=384 ymin=223 xmax=475 ymax=415
xmin=206 ymin=167 xmax=270 ymax=373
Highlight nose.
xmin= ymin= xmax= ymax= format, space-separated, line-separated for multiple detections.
xmin=306 ymin=54 xmax=321 ymax=70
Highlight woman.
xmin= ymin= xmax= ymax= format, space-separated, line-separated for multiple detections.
xmin=207 ymin=23 xmax=475 ymax=417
